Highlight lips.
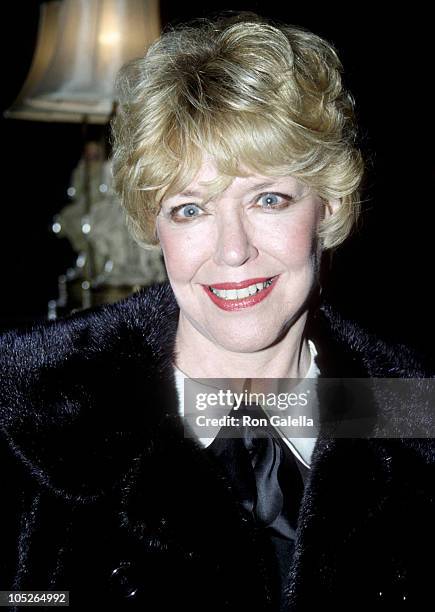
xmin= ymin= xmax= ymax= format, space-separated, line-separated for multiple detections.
xmin=202 ymin=275 xmax=280 ymax=311
xmin=206 ymin=276 xmax=275 ymax=290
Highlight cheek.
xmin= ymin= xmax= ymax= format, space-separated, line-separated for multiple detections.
xmin=157 ymin=220 xmax=209 ymax=281
xmin=263 ymin=211 xmax=319 ymax=266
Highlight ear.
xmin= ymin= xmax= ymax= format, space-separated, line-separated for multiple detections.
xmin=323 ymin=197 xmax=341 ymax=218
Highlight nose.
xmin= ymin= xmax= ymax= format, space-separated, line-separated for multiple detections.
xmin=212 ymin=207 xmax=258 ymax=267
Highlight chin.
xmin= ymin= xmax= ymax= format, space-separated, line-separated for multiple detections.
xmin=208 ymin=323 xmax=285 ymax=354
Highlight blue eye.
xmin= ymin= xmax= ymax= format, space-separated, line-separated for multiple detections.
xmin=170 ymin=203 xmax=202 ymax=220
xmin=181 ymin=204 xmax=200 ymax=218
xmin=260 ymin=194 xmax=280 ymax=207
xmin=258 ymin=192 xmax=293 ymax=210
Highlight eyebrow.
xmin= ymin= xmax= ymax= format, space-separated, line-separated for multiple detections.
xmin=177 ymin=189 xmax=204 ymax=198
xmin=175 ymin=181 xmax=292 ymax=199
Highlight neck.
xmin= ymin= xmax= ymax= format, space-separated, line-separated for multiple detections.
xmin=174 ymin=310 xmax=311 ymax=385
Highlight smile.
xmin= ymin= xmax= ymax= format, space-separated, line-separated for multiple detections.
xmin=202 ymin=276 xmax=279 ymax=311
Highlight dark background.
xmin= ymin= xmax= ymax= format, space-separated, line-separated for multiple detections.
xmin=1 ymin=1 xmax=433 ymax=367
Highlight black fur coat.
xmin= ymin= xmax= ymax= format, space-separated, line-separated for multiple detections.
xmin=0 ymin=281 xmax=434 ymax=611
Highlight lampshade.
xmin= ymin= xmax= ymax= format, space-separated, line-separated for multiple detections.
xmin=6 ymin=0 xmax=160 ymax=124
xmin=5 ymin=1 xmax=62 ymax=122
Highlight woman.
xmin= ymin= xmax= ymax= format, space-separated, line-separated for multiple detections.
xmin=1 ymin=13 xmax=434 ymax=611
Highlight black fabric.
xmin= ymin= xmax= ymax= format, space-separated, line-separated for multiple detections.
xmin=207 ymin=402 xmax=303 ymax=531
xmin=0 ymin=280 xmax=434 ymax=611
xmin=206 ymin=401 xmax=305 ymax=607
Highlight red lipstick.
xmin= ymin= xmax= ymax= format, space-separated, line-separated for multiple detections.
xmin=207 ymin=277 xmax=272 ymax=290
xmin=202 ymin=275 xmax=280 ymax=311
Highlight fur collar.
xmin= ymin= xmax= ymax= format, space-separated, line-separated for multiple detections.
xmin=0 ymin=280 xmax=431 ymax=431
xmin=1 ymin=281 xmax=433 ymax=611
xmin=0 ymin=280 xmax=433 ymax=502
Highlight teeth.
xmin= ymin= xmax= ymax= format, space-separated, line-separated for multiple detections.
xmin=209 ymin=278 xmax=273 ymax=300
xmin=236 ymin=287 xmax=250 ymax=299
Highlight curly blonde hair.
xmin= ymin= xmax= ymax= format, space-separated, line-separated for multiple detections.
xmin=111 ymin=13 xmax=365 ymax=251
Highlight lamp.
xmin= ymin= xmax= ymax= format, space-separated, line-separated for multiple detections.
xmin=6 ymin=0 xmax=160 ymax=123
xmin=5 ymin=0 xmax=165 ymax=317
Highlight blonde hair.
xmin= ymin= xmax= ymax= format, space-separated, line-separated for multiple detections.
xmin=111 ymin=13 xmax=365 ymax=251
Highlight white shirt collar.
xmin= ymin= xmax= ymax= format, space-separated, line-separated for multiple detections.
xmin=173 ymin=339 xmax=320 ymax=468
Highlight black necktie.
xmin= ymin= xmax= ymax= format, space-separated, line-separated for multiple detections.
xmin=205 ymin=401 xmax=307 ymax=601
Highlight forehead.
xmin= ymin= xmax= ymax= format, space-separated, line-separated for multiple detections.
xmin=164 ymin=158 xmax=304 ymax=201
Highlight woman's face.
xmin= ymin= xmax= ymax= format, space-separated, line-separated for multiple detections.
xmin=156 ymin=158 xmax=338 ymax=353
